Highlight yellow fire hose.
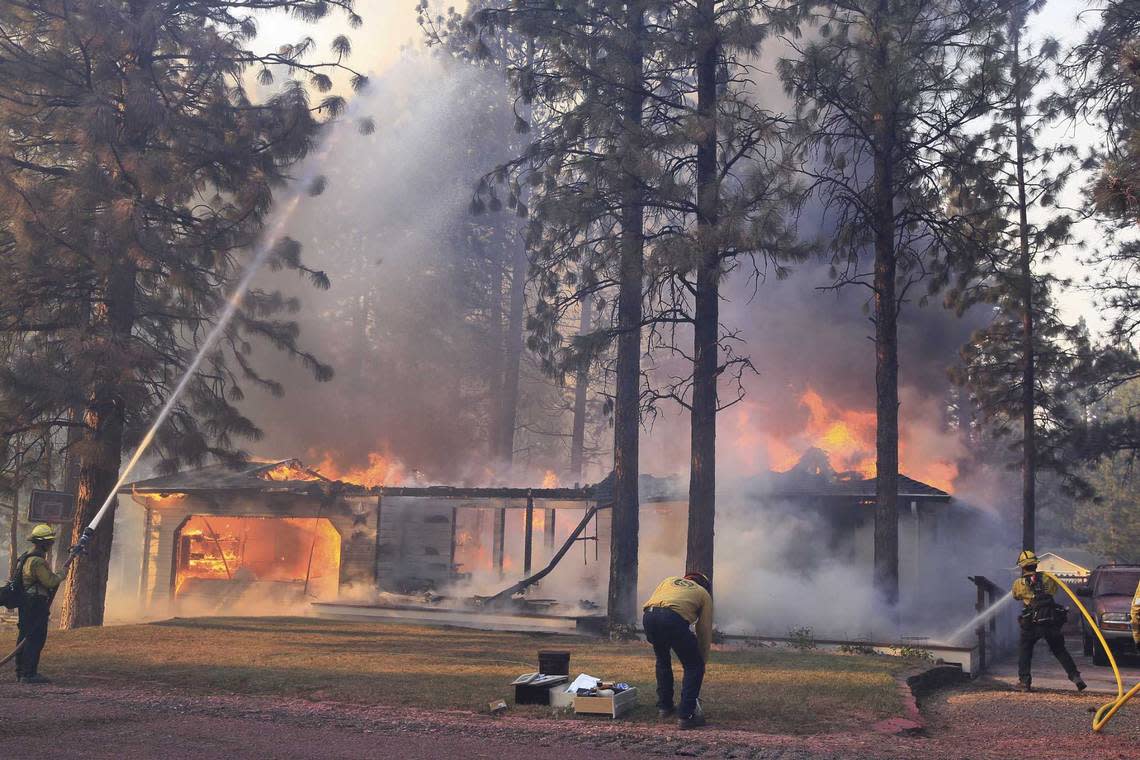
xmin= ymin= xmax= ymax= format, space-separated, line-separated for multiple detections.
xmin=1043 ymin=571 xmax=1140 ymax=732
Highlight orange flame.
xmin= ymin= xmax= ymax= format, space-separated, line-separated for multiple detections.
xmin=760 ymin=387 xmax=957 ymax=492
xmin=309 ymin=450 xmax=405 ymax=487
xmin=541 ymin=470 xmax=559 ymax=488
xmin=260 ymin=460 xmax=323 ymax=482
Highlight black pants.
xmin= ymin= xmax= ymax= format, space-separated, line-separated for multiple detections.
xmin=1017 ymin=621 xmax=1079 ymax=684
xmin=16 ymin=595 xmax=50 ymax=679
xmin=643 ymin=607 xmax=705 ymax=717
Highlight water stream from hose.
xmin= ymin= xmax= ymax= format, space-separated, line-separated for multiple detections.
xmin=86 ymin=193 xmax=304 ymax=532
xmin=940 ymin=589 xmax=1015 ymax=644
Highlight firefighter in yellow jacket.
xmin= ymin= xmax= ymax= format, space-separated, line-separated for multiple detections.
xmin=1012 ymin=550 xmax=1085 ymax=692
xmin=642 ymin=573 xmax=714 ymax=729
xmin=15 ymin=524 xmax=65 ymax=684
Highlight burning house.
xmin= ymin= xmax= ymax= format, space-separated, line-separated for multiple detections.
xmin=121 ymin=459 xmax=604 ymax=615
xmin=118 ymin=444 xmax=1003 ymax=639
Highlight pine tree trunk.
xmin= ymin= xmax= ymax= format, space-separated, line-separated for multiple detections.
xmin=570 ymin=294 xmax=593 ymax=483
xmin=871 ymin=1 xmax=900 ymax=608
xmin=608 ymin=1 xmax=646 ymax=631
xmin=59 ymin=407 xmax=85 ymax=548
xmin=7 ymin=454 xmax=21 ymax=577
xmin=58 ymin=261 xmax=138 ymax=629
xmin=498 ymin=242 xmax=526 ymax=466
xmin=686 ymin=0 xmax=719 ymax=582
xmin=1011 ymin=18 xmax=1036 ymax=552
xmin=487 ymin=238 xmax=505 ymax=459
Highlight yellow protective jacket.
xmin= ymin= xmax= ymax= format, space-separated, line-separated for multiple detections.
xmin=22 ymin=553 xmax=62 ymax=597
xmin=643 ymin=576 xmax=714 ymax=661
xmin=1132 ymin=579 xmax=1140 ymax=647
xmin=1012 ymin=573 xmax=1058 ymax=605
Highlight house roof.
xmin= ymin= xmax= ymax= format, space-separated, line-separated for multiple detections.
xmin=123 ymin=459 xmax=328 ymax=494
xmin=763 ymin=448 xmax=950 ymax=502
xmin=120 ymin=458 xmax=597 ymax=503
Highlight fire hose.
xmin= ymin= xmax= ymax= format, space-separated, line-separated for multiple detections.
xmin=1043 ymin=571 xmax=1140 ymax=732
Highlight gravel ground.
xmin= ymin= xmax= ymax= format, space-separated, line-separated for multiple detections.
xmin=917 ymin=680 xmax=1140 ymax=760
xmin=1 ymin=679 xmax=1137 ymax=759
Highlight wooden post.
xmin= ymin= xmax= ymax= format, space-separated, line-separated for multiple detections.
xmin=372 ymin=495 xmax=383 ymax=585
xmin=449 ymin=506 xmax=458 ymax=580
xmin=975 ymin=580 xmax=987 ymax=672
xmin=138 ymin=506 xmax=153 ymax=605
xmin=493 ymin=509 xmax=505 ymax=577
xmin=544 ymin=509 xmax=556 ymax=549
xmin=524 ymin=493 xmax=534 ymax=575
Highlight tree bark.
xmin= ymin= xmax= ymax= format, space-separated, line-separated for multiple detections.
xmin=486 ymin=237 xmax=505 ymax=459
xmin=569 ymin=294 xmax=593 ymax=483
xmin=686 ymin=0 xmax=720 ymax=582
xmin=1010 ymin=17 xmax=1036 ymax=552
xmin=7 ymin=454 xmax=21 ymax=577
xmin=498 ymin=241 xmax=527 ymax=466
xmin=608 ymin=1 xmax=646 ymax=631
xmin=58 ymin=260 xmax=138 ymax=629
xmin=871 ymin=0 xmax=900 ymax=608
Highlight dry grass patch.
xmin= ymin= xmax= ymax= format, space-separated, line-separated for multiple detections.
xmin=42 ymin=616 xmax=909 ymax=733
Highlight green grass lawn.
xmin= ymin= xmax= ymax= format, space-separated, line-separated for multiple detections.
xmin=38 ymin=617 xmax=910 ymax=734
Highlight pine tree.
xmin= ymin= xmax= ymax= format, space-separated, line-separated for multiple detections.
xmin=943 ymin=1 xmax=1076 ymax=551
xmin=460 ymin=0 xmax=678 ymax=629
xmin=779 ymin=0 xmax=1011 ymax=605
xmin=0 ymin=0 xmax=365 ymax=627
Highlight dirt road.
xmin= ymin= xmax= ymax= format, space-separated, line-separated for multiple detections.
xmin=2 ymin=680 xmax=1137 ymax=759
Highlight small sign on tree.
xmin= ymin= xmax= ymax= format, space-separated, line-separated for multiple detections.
xmin=28 ymin=489 xmax=76 ymax=524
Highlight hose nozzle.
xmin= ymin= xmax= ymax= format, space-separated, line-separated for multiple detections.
xmin=70 ymin=527 xmax=95 ymax=557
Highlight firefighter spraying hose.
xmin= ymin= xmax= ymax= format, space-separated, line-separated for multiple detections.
xmin=1 ymin=192 xmax=306 ymax=672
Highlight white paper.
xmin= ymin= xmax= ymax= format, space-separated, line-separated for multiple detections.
xmin=565 ymin=673 xmax=600 ymax=693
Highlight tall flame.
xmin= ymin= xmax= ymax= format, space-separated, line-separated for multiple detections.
xmin=309 ymin=450 xmax=406 ymax=487
xmin=759 ymin=387 xmax=958 ymax=492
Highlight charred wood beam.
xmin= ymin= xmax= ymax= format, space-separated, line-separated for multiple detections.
xmin=523 ymin=493 xmax=534 ymax=575
xmin=483 ymin=505 xmax=610 ymax=608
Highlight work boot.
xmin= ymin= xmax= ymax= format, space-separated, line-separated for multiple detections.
xmin=19 ymin=674 xmax=51 ymax=684
xmin=678 ymin=713 xmax=707 ymax=730
xmin=1015 ymin=680 xmax=1032 ymax=693
xmin=1071 ymin=674 xmax=1087 ymax=692
xmin=657 ymin=706 xmax=676 ymax=720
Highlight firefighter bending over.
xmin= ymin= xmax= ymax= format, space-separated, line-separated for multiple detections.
xmin=1012 ymin=550 xmax=1085 ymax=693
xmin=16 ymin=524 xmax=66 ymax=684
xmin=642 ymin=572 xmax=714 ymax=729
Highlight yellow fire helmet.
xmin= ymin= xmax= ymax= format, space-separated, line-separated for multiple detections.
xmin=29 ymin=523 xmax=57 ymax=542
xmin=1017 ymin=549 xmax=1040 ymax=568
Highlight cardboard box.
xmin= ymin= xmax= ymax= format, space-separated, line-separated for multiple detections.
xmin=572 ymin=687 xmax=638 ymax=718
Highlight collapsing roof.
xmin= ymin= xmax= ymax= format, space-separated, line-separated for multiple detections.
xmin=590 ymin=448 xmax=950 ymax=507
xmin=123 ymin=447 xmax=951 ymax=508
xmin=121 ymin=458 xmax=599 ymax=504
xmin=765 ymin=449 xmax=950 ymax=502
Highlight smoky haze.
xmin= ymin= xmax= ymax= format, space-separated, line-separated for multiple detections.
xmin=210 ymin=44 xmax=1024 ymax=640
xmin=241 ymin=55 xmax=525 ymax=482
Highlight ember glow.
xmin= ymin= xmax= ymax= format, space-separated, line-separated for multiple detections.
xmin=259 ymin=460 xmax=324 ymax=483
xmin=173 ymin=515 xmax=341 ymax=601
xmin=758 ymin=387 xmax=959 ymax=492
xmin=309 ymin=450 xmax=406 ymax=487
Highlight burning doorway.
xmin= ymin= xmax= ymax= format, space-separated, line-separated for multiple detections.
xmin=172 ymin=516 xmax=341 ymax=607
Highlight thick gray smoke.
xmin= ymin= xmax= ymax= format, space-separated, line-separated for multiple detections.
xmin=240 ymin=55 xmax=525 ymax=482
xmin=201 ymin=44 xmax=1021 ymax=639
